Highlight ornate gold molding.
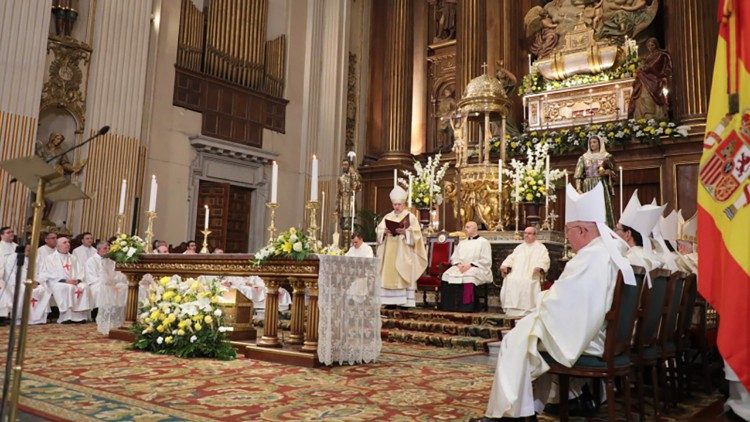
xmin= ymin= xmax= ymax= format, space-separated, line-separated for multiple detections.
xmin=41 ymin=36 xmax=92 ymax=127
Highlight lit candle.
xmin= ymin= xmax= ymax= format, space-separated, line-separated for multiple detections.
xmin=407 ymin=175 xmax=413 ymax=209
xmin=393 ymin=169 xmax=397 ymax=188
xmin=320 ymin=191 xmax=325 ymax=236
xmin=204 ymin=204 xmax=209 ymax=230
xmin=148 ymin=175 xmax=157 ymax=212
xmin=311 ymin=155 xmax=319 ymax=202
xmin=118 ymin=179 xmax=127 ymax=215
xmin=271 ymin=161 xmax=278 ymax=203
xmin=619 ymin=166 xmax=624 ymax=216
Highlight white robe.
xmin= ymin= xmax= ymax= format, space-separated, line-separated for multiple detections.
xmin=0 ymin=240 xmax=18 ymax=259
xmin=682 ymin=252 xmax=697 ymax=273
xmin=346 ymin=243 xmax=374 ymax=258
xmin=376 ymin=211 xmax=428 ymax=307
xmin=35 ymin=245 xmax=56 ymax=277
xmin=73 ymin=245 xmax=96 ymax=266
xmin=486 ymin=237 xmax=621 ymax=418
xmin=223 ymin=276 xmax=291 ymax=312
xmin=442 ymin=236 xmax=494 ymax=285
xmin=2 ymin=254 xmax=51 ymax=324
xmin=85 ymin=254 xmax=128 ymax=334
xmin=40 ymin=251 xmax=93 ymax=322
xmin=499 ymin=241 xmax=551 ymax=318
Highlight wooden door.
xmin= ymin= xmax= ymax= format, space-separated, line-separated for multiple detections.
xmin=195 ymin=181 xmax=253 ymax=252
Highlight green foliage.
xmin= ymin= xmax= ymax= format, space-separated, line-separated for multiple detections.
xmin=107 ymin=233 xmax=146 ymax=264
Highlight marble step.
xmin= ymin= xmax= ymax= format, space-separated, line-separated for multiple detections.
xmin=381 ymin=318 xmax=504 ymax=339
xmin=381 ymin=328 xmax=494 ymax=352
xmin=380 ymin=308 xmax=509 ymax=328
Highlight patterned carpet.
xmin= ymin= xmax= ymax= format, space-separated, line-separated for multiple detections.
xmin=1 ymin=324 xmax=494 ymax=421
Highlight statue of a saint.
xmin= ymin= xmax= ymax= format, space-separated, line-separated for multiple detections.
xmin=574 ymin=135 xmax=617 ymax=227
xmin=437 ymin=87 xmax=457 ymax=150
xmin=526 ymin=6 xmax=560 ymax=60
xmin=336 ymin=158 xmax=362 ymax=232
xmin=449 ymin=113 xmax=466 ymax=167
xmin=432 ymin=0 xmax=457 ymax=42
xmin=628 ymin=38 xmax=673 ymax=119
xmin=495 ymin=60 xmax=518 ymax=98
xmin=35 ymin=132 xmax=87 ymax=221
xmin=52 ymin=0 xmax=79 ymax=37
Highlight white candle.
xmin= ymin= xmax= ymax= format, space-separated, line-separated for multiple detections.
xmin=118 ymin=179 xmax=127 ymax=215
xmin=619 ymin=166 xmax=624 ymax=216
xmin=311 ymin=155 xmax=319 ymax=202
xmin=350 ymin=195 xmax=355 ymax=233
xmin=528 ymin=54 xmax=532 ymax=72
xmin=514 ymin=176 xmax=520 ymax=202
xmin=148 ymin=175 xmax=157 ymax=212
xmin=204 ymin=205 xmax=209 ymax=230
xmin=498 ymin=160 xmax=503 ymax=191
xmin=407 ymin=175 xmax=413 ymax=208
xmin=564 ymin=169 xmax=569 ymax=187
xmin=271 ymin=161 xmax=278 ymax=203
xmin=545 ymin=155 xmax=550 ymax=219
xmin=320 ymin=191 xmax=325 ymax=236
xmin=393 ymin=169 xmax=397 ymax=188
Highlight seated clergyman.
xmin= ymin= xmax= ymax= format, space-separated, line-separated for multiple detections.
xmin=39 ymin=236 xmax=93 ymax=323
xmin=440 ymin=221 xmax=493 ymax=311
xmin=499 ymin=226 xmax=550 ymax=318
xmin=614 ymin=191 xmax=665 ymax=273
xmin=472 ymin=182 xmax=634 ymax=421
xmin=1 ymin=245 xmax=51 ymax=325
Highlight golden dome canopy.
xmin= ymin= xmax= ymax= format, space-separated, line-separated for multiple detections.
xmin=457 ymin=73 xmax=511 ymax=115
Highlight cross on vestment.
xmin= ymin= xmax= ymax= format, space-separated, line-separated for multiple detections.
xmin=62 ymin=261 xmax=72 ymax=273
xmin=31 ymin=297 xmax=38 ymax=308
xmin=75 ymin=288 xmax=83 ymax=299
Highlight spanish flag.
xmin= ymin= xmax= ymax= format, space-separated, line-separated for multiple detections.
xmin=698 ymin=0 xmax=750 ymax=391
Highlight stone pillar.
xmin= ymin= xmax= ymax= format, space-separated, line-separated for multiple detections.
xmin=456 ymin=0 xmax=486 ymax=142
xmin=381 ymin=0 xmax=414 ymax=158
xmin=664 ymin=0 xmax=719 ymax=128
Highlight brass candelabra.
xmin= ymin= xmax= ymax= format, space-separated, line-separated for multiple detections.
xmin=144 ymin=211 xmax=157 ymax=253
xmin=266 ymin=202 xmax=279 ymax=243
xmin=306 ymin=200 xmax=320 ymax=251
xmin=115 ymin=213 xmax=125 ymax=234
xmin=513 ymin=201 xmax=522 ymax=240
xmin=200 ymin=229 xmax=211 ymax=253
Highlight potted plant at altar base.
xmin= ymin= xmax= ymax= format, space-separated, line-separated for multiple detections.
xmin=132 ymin=275 xmax=236 ymax=360
xmin=505 ymin=142 xmax=565 ymax=227
xmin=108 ymin=233 xmax=146 ymax=263
xmin=398 ymin=153 xmax=451 ymax=225
xmin=252 ymin=227 xmax=318 ymax=266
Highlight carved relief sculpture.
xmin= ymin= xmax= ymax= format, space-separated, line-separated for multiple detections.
xmin=431 ymin=0 xmax=457 ymax=43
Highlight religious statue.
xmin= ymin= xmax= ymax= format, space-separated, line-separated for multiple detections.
xmin=436 ymin=87 xmax=457 ymax=150
xmin=574 ymin=135 xmax=617 ymax=227
xmin=449 ymin=112 xmax=467 ymax=167
xmin=599 ymin=0 xmax=657 ymax=43
xmin=431 ymin=0 xmax=457 ymax=42
xmin=52 ymin=0 xmax=79 ymax=37
xmin=628 ymin=37 xmax=673 ymax=119
xmin=525 ymin=6 xmax=560 ymax=60
xmin=336 ymin=157 xmax=362 ymax=234
xmin=35 ymin=132 xmax=87 ymax=221
xmin=495 ymin=60 xmax=517 ymax=98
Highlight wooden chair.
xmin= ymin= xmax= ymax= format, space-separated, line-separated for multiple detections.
xmin=542 ymin=268 xmax=645 ymax=422
xmin=631 ymin=268 xmax=671 ymax=420
xmin=675 ymin=273 xmax=698 ymax=400
xmin=656 ymin=272 xmax=685 ymax=413
xmin=416 ymin=234 xmax=457 ymax=308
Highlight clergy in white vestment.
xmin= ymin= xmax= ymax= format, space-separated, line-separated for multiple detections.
xmin=473 ymin=183 xmax=634 ymax=421
xmin=73 ymin=232 xmax=96 ymax=265
xmin=652 ymin=210 xmax=690 ymax=274
xmin=376 ymin=186 xmax=427 ymax=307
xmin=499 ymin=226 xmax=550 ymax=318
xmin=346 ymin=232 xmax=374 ymax=258
xmin=0 ymin=226 xmax=18 ymax=258
xmin=85 ymin=241 xmax=128 ymax=334
xmin=614 ymin=191 xmax=665 ymax=281
xmin=676 ymin=211 xmax=697 ymax=273
xmin=40 ymin=236 xmax=93 ymax=323
xmin=36 ymin=232 xmax=58 ymax=276
xmin=441 ymin=221 xmax=494 ymax=312
xmin=1 ymin=245 xmax=51 ymax=324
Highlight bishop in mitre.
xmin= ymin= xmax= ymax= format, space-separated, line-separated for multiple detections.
xmin=473 ymin=183 xmax=634 ymax=421
xmin=1 ymin=245 xmax=51 ymax=324
xmin=85 ymin=241 xmax=129 ymax=334
xmin=440 ymin=221 xmax=493 ymax=312
xmin=615 ymin=191 xmax=665 ymax=278
xmin=652 ymin=209 xmax=691 ymax=274
xmin=499 ymin=226 xmax=550 ymax=318
xmin=39 ymin=236 xmax=93 ymax=323
xmin=376 ymin=186 xmax=427 ymax=307
xmin=676 ymin=211 xmax=697 ymax=273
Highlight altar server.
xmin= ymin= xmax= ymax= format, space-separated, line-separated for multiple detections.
xmin=1 ymin=245 xmax=51 ymax=324
xmin=40 ymin=236 xmax=93 ymax=323
xmin=499 ymin=226 xmax=550 ymax=317
xmin=615 ymin=191 xmax=665 ymax=274
xmin=346 ymin=232 xmax=374 ymax=258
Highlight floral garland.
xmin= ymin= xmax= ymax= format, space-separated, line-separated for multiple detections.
xmin=398 ymin=153 xmax=451 ymax=208
xmin=132 ymin=275 xmax=236 ymax=360
xmin=519 ymin=39 xmax=640 ymax=95
xmin=252 ymin=227 xmax=318 ymax=266
xmin=505 ymin=143 xmax=565 ymax=204
xmin=108 ymin=233 xmax=146 ymax=263
xmin=492 ymin=119 xmax=690 ymax=158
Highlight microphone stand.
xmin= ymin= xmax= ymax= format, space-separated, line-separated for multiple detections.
xmin=45 ymin=126 xmax=110 ymax=165
xmin=0 ymin=244 xmax=26 ymax=419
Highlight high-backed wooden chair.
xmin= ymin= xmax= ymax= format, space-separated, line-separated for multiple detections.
xmin=542 ymin=268 xmax=645 ymax=422
xmin=631 ymin=268 xmax=671 ymax=420
xmin=656 ymin=272 xmax=685 ymax=412
xmin=416 ymin=234 xmax=457 ymax=307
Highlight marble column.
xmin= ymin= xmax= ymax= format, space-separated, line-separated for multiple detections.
xmin=664 ymin=0 xmax=719 ymax=128
xmin=381 ymin=0 xmax=414 ymax=158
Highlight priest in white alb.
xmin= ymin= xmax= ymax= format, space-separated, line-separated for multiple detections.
xmin=0 ymin=227 xmax=18 ymax=259
xmin=376 ymin=186 xmax=427 ymax=307
xmin=36 ymin=232 xmax=58 ymax=276
xmin=499 ymin=226 xmax=550 ymax=318
xmin=39 ymin=236 xmax=93 ymax=323
xmin=73 ymin=232 xmax=96 ymax=264
xmin=614 ymin=191 xmax=665 ymax=276
xmin=472 ymin=183 xmax=634 ymax=421
xmin=346 ymin=232 xmax=374 ymax=258
xmin=85 ymin=241 xmax=128 ymax=334
xmin=440 ymin=221 xmax=493 ymax=312
xmin=1 ymin=245 xmax=51 ymax=324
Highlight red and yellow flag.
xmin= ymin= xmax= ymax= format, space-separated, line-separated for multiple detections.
xmin=698 ymin=0 xmax=750 ymax=391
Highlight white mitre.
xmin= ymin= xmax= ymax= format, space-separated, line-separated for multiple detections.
xmin=619 ymin=190 xmax=665 ymax=254
xmin=678 ymin=210 xmax=698 ymax=243
xmin=565 ymin=182 xmax=635 ymax=285
xmin=390 ymin=186 xmax=408 ymax=204
xmin=659 ymin=210 xmax=680 ymax=250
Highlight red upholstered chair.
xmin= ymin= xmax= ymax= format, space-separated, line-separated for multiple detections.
xmin=416 ymin=234 xmax=458 ymax=308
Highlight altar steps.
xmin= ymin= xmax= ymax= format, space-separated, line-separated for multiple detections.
xmin=380 ymin=308 xmax=511 ymax=352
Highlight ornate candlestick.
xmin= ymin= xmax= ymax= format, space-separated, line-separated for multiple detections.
xmin=144 ymin=211 xmax=157 ymax=253
xmin=200 ymin=229 xmax=211 ymax=253
xmin=306 ymin=200 xmax=320 ymax=251
xmin=115 ymin=213 xmax=125 ymax=234
xmin=266 ymin=202 xmax=279 ymax=243
xmin=561 ymin=235 xmax=571 ymax=262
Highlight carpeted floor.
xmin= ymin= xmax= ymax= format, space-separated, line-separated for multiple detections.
xmin=2 ymin=324 xmax=493 ymax=421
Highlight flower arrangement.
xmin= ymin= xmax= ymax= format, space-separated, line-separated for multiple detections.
xmin=493 ymin=119 xmax=689 ymax=157
xmin=505 ymin=142 xmax=565 ymax=204
xmin=319 ymin=244 xmax=344 ymax=256
xmin=252 ymin=227 xmax=317 ymax=266
xmin=108 ymin=233 xmax=146 ymax=263
xmin=519 ymin=39 xmax=640 ymax=95
xmin=132 ymin=275 xmax=236 ymax=360
xmin=398 ymin=153 xmax=451 ymax=208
